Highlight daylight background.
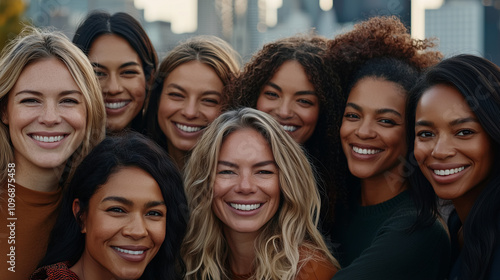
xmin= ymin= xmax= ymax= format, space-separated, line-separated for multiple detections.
xmin=2 ymin=0 xmax=500 ymax=64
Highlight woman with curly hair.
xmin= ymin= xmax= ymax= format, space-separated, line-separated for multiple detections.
xmin=145 ymin=35 xmax=240 ymax=170
xmin=326 ymin=16 xmax=450 ymax=279
xmin=181 ymin=108 xmax=339 ymax=280
xmin=408 ymin=54 xmax=500 ymax=280
xmin=229 ymin=34 xmax=345 ymax=232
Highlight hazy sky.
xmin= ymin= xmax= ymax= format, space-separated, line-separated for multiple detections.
xmin=134 ymin=0 xmax=444 ymax=37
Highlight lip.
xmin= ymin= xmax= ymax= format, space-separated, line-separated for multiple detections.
xmin=427 ymin=163 xmax=470 ymax=184
xmin=111 ymin=245 xmax=149 ymax=262
xmin=348 ymin=144 xmax=383 ymax=160
xmin=278 ymin=122 xmax=299 ymax=133
xmin=29 ymin=132 xmax=68 ymax=149
xmin=227 ymin=201 xmax=264 ymax=216
xmin=105 ymin=99 xmax=131 ymax=115
xmin=172 ymin=121 xmax=206 ymax=137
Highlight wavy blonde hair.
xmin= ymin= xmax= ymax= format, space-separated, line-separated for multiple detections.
xmin=0 ymin=26 xmax=106 ymax=188
xmin=182 ymin=107 xmax=338 ymax=280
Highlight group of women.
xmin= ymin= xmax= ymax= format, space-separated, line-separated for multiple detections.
xmin=0 ymin=9 xmax=499 ymax=280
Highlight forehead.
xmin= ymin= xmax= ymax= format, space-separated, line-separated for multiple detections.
xmin=416 ymin=84 xmax=473 ymax=119
xmin=348 ymin=78 xmax=406 ymax=110
xmin=219 ymin=128 xmax=273 ymax=160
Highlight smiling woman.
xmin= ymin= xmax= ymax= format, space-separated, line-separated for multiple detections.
xmin=181 ymin=107 xmax=338 ymax=280
xmin=0 ymin=26 xmax=105 ymax=280
xmin=31 ymin=132 xmax=188 ymax=280
xmin=145 ymin=35 xmax=240 ymax=171
xmin=72 ymin=11 xmax=158 ymax=132
xmin=407 ymin=54 xmax=500 ymax=280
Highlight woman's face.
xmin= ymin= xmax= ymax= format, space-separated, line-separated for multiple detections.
xmin=88 ymin=34 xmax=146 ymax=131
xmin=157 ymin=60 xmax=223 ymax=153
xmin=1 ymin=57 xmax=86 ymax=172
xmin=256 ymin=60 xmax=319 ymax=144
xmin=212 ymin=128 xmax=280 ymax=237
xmin=340 ymin=77 xmax=407 ymax=180
xmin=74 ymin=167 xmax=166 ymax=280
xmin=414 ymin=84 xmax=494 ymax=201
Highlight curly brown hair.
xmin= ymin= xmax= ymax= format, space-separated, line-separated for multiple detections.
xmin=327 ymin=15 xmax=442 ymax=94
xmin=228 ymin=34 xmax=345 ymax=231
xmin=326 ymin=16 xmax=443 ymax=214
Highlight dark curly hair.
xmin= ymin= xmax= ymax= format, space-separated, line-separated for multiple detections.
xmin=326 ymin=16 xmax=442 ymax=226
xmin=327 ymin=15 xmax=442 ymax=97
xmin=228 ymin=34 xmax=345 ymax=231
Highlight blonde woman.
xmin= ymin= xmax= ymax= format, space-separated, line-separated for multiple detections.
xmin=182 ymin=107 xmax=338 ymax=280
xmin=145 ymin=35 xmax=240 ymax=170
xmin=0 ymin=27 xmax=106 ymax=280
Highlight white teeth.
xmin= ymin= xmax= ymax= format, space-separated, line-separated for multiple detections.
xmin=352 ymin=146 xmax=382 ymax=155
xmin=32 ymin=135 xmax=64 ymax=143
xmin=281 ymin=125 xmax=298 ymax=132
xmin=113 ymin=247 xmax=144 ymax=255
xmin=105 ymin=101 xmax=128 ymax=109
xmin=176 ymin=123 xmax=203 ymax=133
xmin=433 ymin=166 xmax=465 ymax=176
xmin=230 ymin=203 xmax=261 ymax=211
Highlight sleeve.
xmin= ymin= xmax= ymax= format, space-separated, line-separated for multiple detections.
xmin=295 ymin=256 xmax=338 ymax=280
xmin=332 ymin=213 xmax=451 ymax=280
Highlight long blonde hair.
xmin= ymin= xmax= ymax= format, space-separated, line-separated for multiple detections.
xmin=0 ymin=26 xmax=106 ymax=188
xmin=182 ymin=108 xmax=338 ymax=279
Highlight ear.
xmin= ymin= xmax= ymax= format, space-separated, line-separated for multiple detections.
xmin=72 ymin=199 xmax=86 ymax=234
xmin=1 ymin=109 xmax=8 ymax=125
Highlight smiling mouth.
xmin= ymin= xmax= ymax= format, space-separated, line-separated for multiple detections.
xmin=230 ymin=203 xmax=262 ymax=211
xmin=281 ymin=125 xmax=298 ymax=132
xmin=30 ymin=134 xmax=66 ymax=143
xmin=105 ymin=101 xmax=130 ymax=109
xmin=433 ymin=166 xmax=466 ymax=176
xmin=112 ymin=247 xmax=145 ymax=255
xmin=352 ymin=146 xmax=382 ymax=155
xmin=175 ymin=123 xmax=204 ymax=133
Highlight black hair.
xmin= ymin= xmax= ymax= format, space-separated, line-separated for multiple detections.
xmin=39 ymin=131 xmax=188 ymax=279
xmin=407 ymin=54 xmax=500 ymax=279
xmin=73 ymin=11 xmax=158 ymax=132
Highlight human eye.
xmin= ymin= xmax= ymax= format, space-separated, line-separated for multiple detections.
xmin=217 ymin=170 xmax=235 ymax=175
xmin=20 ymin=98 xmax=40 ymax=104
xmin=257 ymin=170 xmax=275 ymax=175
xmin=343 ymin=112 xmax=359 ymax=120
xmin=297 ymin=98 xmax=314 ymax=106
xmin=263 ymin=91 xmax=279 ymax=99
xmin=60 ymin=98 xmax=80 ymax=105
xmin=106 ymin=207 xmax=126 ymax=213
xmin=94 ymin=69 xmax=107 ymax=79
xmin=121 ymin=69 xmax=141 ymax=77
xmin=167 ymin=92 xmax=184 ymax=99
xmin=146 ymin=210 xmax=164 ymax=217
xmin=202 ymin=96 xmax=221 ymax=106
xmin=456 ymin=129 xmax=475 ymax=137
xmin=379 ymin=119 xmax=397 ymax=126
xmin=416 ymin=130 xmax=434 ymax=138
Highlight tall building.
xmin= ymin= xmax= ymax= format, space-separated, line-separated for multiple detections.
xmin=425 ymin=1 xmax=484 ymax=58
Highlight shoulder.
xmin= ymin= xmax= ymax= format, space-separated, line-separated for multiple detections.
xmin=30 ymin=262 xmax=79 ymax=280
xmin=297 ymin=246 xmax=338 ymax=280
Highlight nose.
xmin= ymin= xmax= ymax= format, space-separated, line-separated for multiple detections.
xmin=234 ymin=172 xmax=257 ymax=194
xmin=275 ymin=100 xmax=294 ymax=120
xmin=122 ymin=214 xmax=148 ymax=240
xmin=38 ymin=102 xmax=62 ymax=126
xmin=181 ymin=98 xmax=200 ymax=120
xmin=354 ymin=119 xmax=376 ymax=139
xmin=103 ymin=74 xmax=123 ymax=95
xmin=431 ymin=135 xmax=455 ymax=159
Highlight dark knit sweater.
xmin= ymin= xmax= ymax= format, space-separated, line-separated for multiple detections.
xmin=331 ymin=191 xmax=451 ymax=280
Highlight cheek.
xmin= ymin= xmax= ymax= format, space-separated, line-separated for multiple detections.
xmin=151 ymin=220 xmax=167 ymax=246
xmin=256 ymin=96 xmax=272 ymax=112
xmin=157 ymin=98 xmax=176 ymax=119
xmin=130 ymin=79 xmax=147 ymax=101
xmin=301 ymin=108 xmax=319 ymax=127
xmin=202 ymin=106 xmax=222 ymax=122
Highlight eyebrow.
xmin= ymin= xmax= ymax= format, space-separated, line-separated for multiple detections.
xmin=165 ymin=83 xmax=222 ymax=97
xmin=217 ymin=160 xmax=276 ymax=169
xmin=346 ymin=102 xmax=402 ymax=117
xmin=416 ymin=117 xmax=478 ymax=127
xmin=266 ymin=81 xmax=315 ymax=96
xmin=102 ymin=196 xmax=166 ymax=208
xmin=15 ymin=90 xmax=82 ymax=97
xmin=92 ymin=61 xmax=141 ymax=70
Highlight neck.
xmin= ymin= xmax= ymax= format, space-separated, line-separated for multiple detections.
xmin=167 ymin=141 xmax=187 ymax=171
xmin=70 ymin=250 xmax=114 ymax=280
xmin=224 ymin=230 xmax=258 ymax=275
xmin=359 ymin=169 xmax=406 ymax=206
xmin=452 ymin=182 xmax=487 ymax=225
xmin=15 ymin=157 xmax=62 ymax=192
